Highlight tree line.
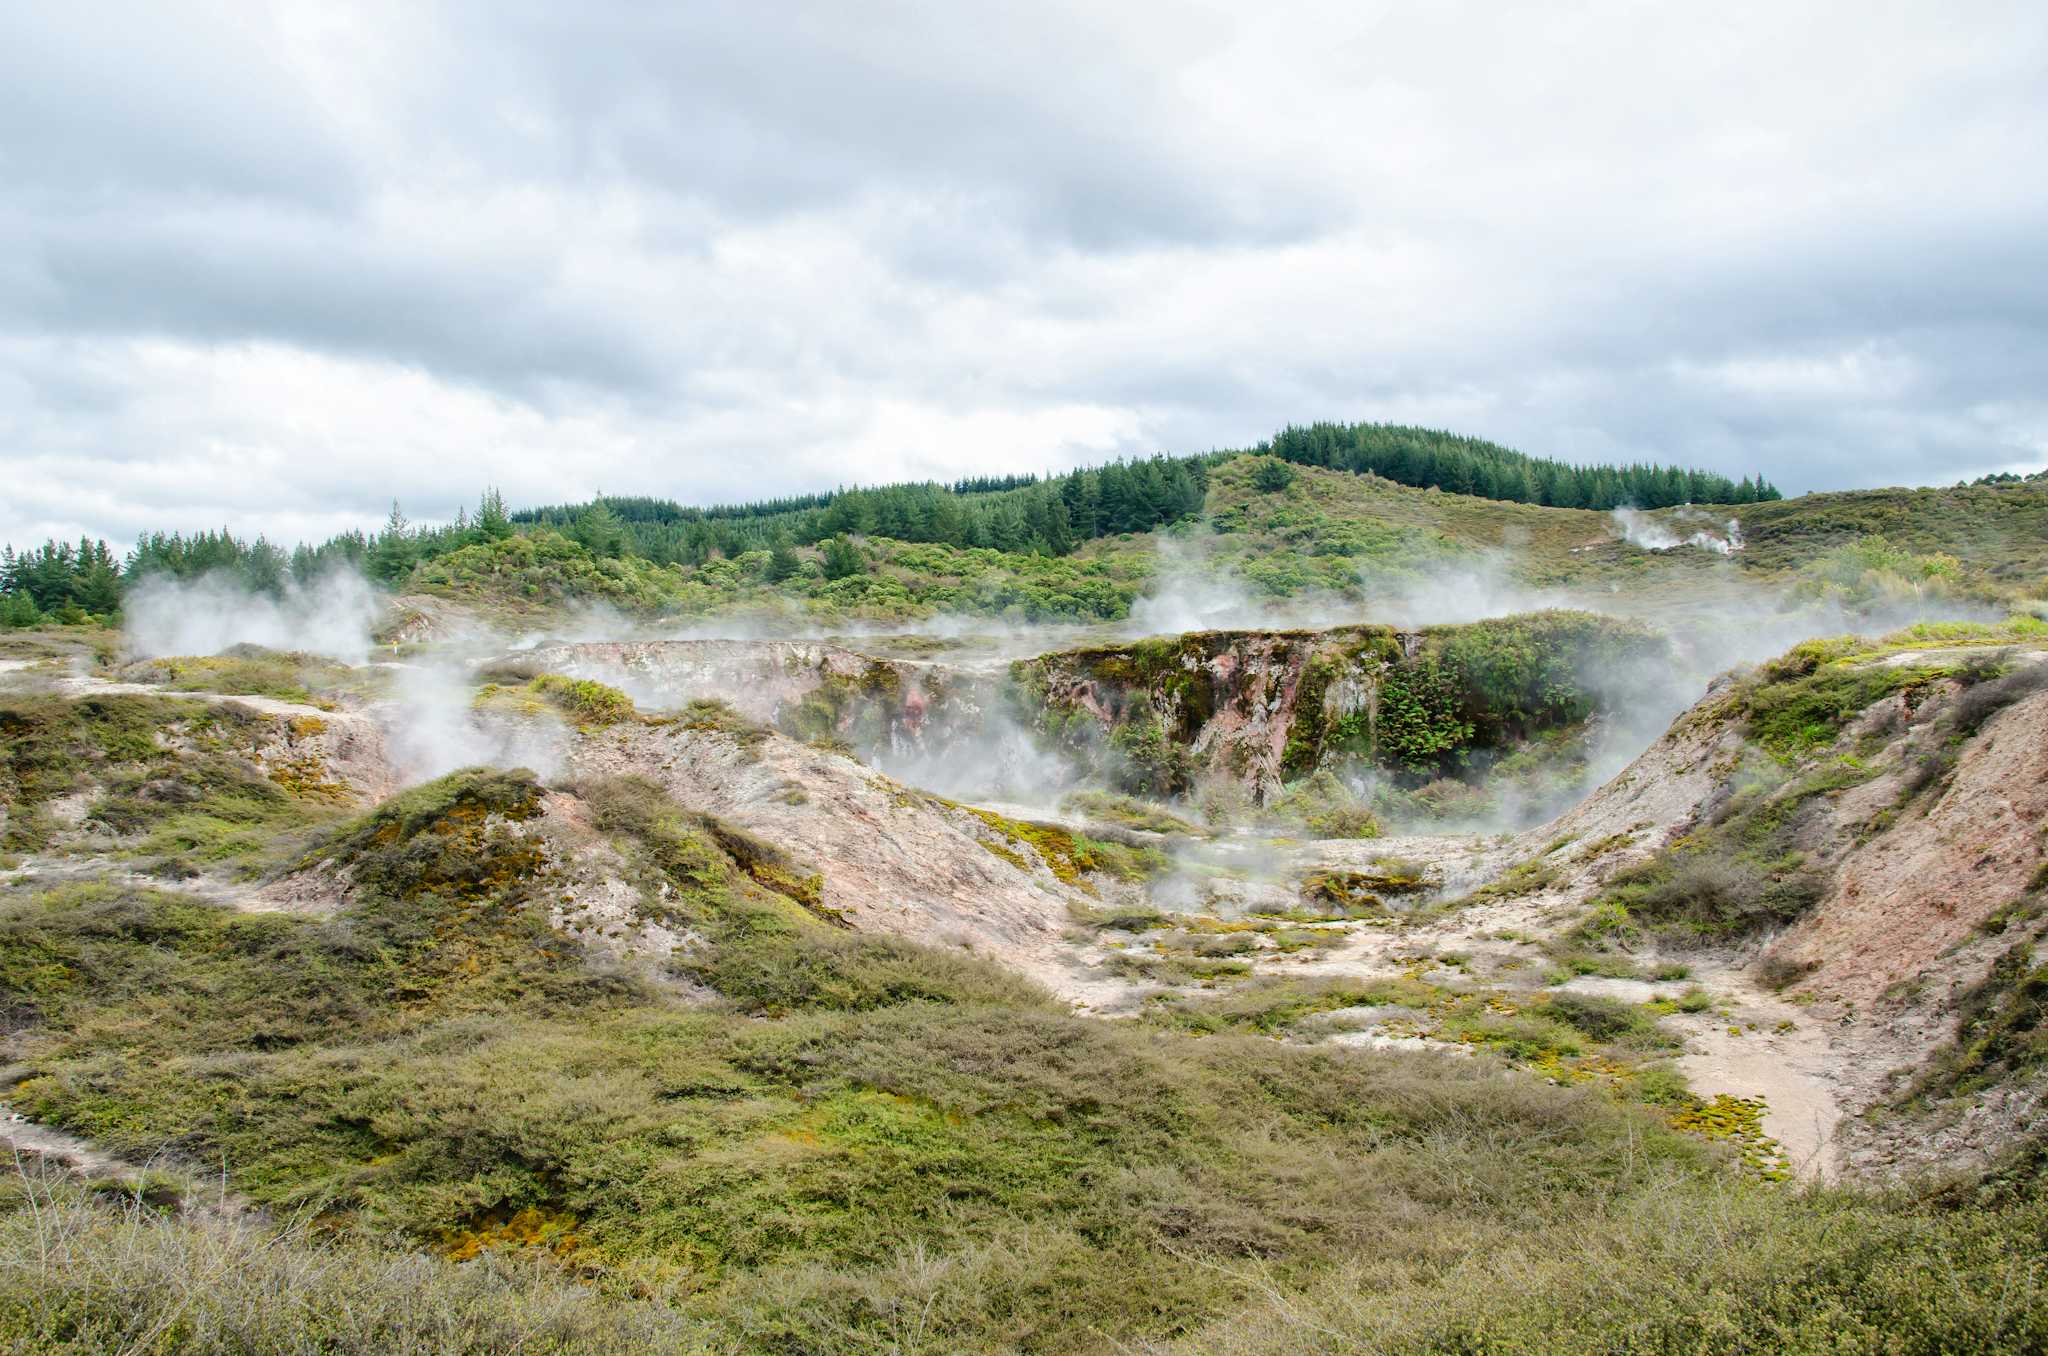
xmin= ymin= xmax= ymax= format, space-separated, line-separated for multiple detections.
xmin=1259 ymin=422 xmax=1781 ymax=508
xmin=3 ymin=422 xmax=1785 ymax=626
xmin=0 ymin=491 xmax=519 ymax=627
xmin=514 ymin=455 xmax=1210 ymax=565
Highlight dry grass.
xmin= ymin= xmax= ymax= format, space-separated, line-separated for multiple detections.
xmin=0 ymin=1170 xmax=693 ymax=1355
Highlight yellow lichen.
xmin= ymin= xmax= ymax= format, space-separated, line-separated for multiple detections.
xmin=443 ymin=1206 xmax=580 ymax=1262
xmin=1669 ymin=1093 xmax=1791 ymax=1180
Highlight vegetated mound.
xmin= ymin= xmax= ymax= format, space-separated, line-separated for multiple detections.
xmin=107 ymin=645 xmax=370 ymax=707
xmin=554 ymin=704 xmax=1151 ymax=1004
xmin=507 ymin=637 xmax=1001 ymax=761
xmin=403 ymin=524 xmax=1153 ymax=628
xmin=0 ymin=688 xmax=380 ymax=876
xmin=1017 ymin=611 xmax=1668 ymax=811
xmin=1737 ymin=480 xmax=2048 ymax=587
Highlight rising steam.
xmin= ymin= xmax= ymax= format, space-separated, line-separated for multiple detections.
xmin=1611 ymin=505 xmax=1743 ymax=555
xmin=379 ymin=659 xmax=569 ymax=783
xmin=123 ymin=569 xmax=385 ymax=664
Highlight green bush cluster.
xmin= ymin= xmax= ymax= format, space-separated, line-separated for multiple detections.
xmin=526 ymin=674 xmax=637 ymax=726
xmin=413 ymin=527 xmax=1155 ymax=625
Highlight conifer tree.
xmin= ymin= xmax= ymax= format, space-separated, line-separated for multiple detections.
xmin=477 ymin=488 xmax=514 ymax=542
xmin=820 ymin=535 xmax=866 ymax=580
xmin=765 ymin=536 xmax=801 ymax=582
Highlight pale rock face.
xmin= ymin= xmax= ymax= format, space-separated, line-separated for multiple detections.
xmin=561 ymin=719 xmax=1128 ymax=1008
xmin=1767 ymin=686 xmax=2048 ymax=1008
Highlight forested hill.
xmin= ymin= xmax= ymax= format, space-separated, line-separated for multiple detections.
xmin=1262 ymin=422 xmax=1780 ymax=508
xmin=1 ymin=421 xmax=1790 ymax=625
xmin=511 ymin=422 xmax=1779 ymax=566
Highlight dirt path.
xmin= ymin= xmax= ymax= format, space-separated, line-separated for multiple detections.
xmin=1673 ymin=961 xmax=1845 ymax=1180
xmin=3 ymin=1104 xmax=255 ymax=1216
xmin=3 ymin=1106 xmax=137 ymax=1180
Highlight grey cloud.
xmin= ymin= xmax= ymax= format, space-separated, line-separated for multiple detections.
xmin=9 ymin=203 xmax=665 ymax=397
xmin=0 ymin=5 xmax=364 ymax=211
xmin=452 ymin=0 xmax=1347 ymax=250
xmin=1 ymin=0 xmax=2045 ymax=553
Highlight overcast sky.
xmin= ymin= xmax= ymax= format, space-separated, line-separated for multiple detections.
xmin=3 ymin=0 xmax=2045 ymax=551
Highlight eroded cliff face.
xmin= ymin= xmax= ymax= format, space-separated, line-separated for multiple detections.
xmin=504 ymin=614 xmax=1669 ymax=814
xmin=513 ymin=639 xmax=1007 ymax=765
xmin=1015 ymin=611 xmax=1668 ymax=802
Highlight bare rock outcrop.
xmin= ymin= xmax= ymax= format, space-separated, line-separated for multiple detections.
xmin=562 ymin=719 xmax=1126 ymax=1006
xmin=1766 ymin=687 xmax=2048 ymax=1008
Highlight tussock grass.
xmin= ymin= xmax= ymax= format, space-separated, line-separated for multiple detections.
xmin=0 ymin=1172 xmax=691 ymax=1354
xmin=1062 ymin=789 xmax=1207 ymax=837
xmin=1146 ymin=1171 xmax=2048 ymax=1356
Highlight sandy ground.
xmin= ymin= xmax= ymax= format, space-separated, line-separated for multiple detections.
xmin=1673 ymin=961 xmax=1846 ymax=1180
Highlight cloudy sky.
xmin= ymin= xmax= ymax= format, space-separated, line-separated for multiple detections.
xmin=3 ymin=0 xmax=2045 ymax=551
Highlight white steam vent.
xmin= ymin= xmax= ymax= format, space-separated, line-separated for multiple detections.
xmin=1611 ymin=506 xmax=1743 ymax=556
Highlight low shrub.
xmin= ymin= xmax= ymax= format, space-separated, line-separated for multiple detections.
xmin=527 ymin=674 xmax=636 ymax=725
xmin=1544 ymin=992 xmax=1676 ymax=1050
xmin=1952 ymin=660 xmax=2048 ymax=736
xmin=1586 ymin=847 xmax=1825 ymax=944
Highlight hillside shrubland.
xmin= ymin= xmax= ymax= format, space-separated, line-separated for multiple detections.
xmin=1572 ymin=619 xmax=2048 ymax=951
xmin=2 ymin=769 xmax=1717 ymax=1350
xmin=408 ymin=527 xmax=1155 ymax=624
xmin=8 ymin=770 xmax=2039 ymax=1351
xmin=8 ymin=436 xmax=2044 ymax=632
xmin=5 ymin=766 xmax=2044 ymax=1352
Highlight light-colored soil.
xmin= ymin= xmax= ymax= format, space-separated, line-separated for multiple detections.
xmin=1766 ymin=687 xmax=2048 ymax=1009
xmin=1 ymin=1104 xmax=254 ymax=1218
xmin=1671 ymin=960 xmax=1846 ymax=1180
xmin=565 ymin=720 xmax=1133 ymax=1007
xmin=3 ymin=1107 xmax=136 ymax=1181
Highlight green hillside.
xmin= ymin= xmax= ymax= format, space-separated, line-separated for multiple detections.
xmin=5 ymin=431 xmax=2043 ymax=632
xmin=388 ymin=457 xmax=2047 ymax=629
xmin=4 ymin=761 xmax=2042 ymax=1352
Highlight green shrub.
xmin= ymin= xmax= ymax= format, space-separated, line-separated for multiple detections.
xmin=1544 ymin=992 xmax=1676 ymax=1050
xmin=688 ymin=926 xmax=1053 ymax=1015
xmin=527 ymin=674 xmax=636 ymax=725
xmin=1249 ymin=458 xmax=1297 ymax=493
xmin=1585 ymin=846 xmax=1825 ymax=944
xmin=1157 ymin=1175 xmax=2048 ymax=1355
xmin=1267 ymin=770 xmax=1381 ymax=838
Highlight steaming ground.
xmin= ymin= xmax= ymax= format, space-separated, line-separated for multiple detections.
xmin=105 ymin=539 xmax=2003 ymax=833
xmin=3 ymin=530 xmax=2033 ymax=1192
xmin=123 ymin=570 xmax=386 ymax=665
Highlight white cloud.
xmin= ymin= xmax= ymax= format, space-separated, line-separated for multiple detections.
xmin=2 ymin=0 xmax=2046 ymax=552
